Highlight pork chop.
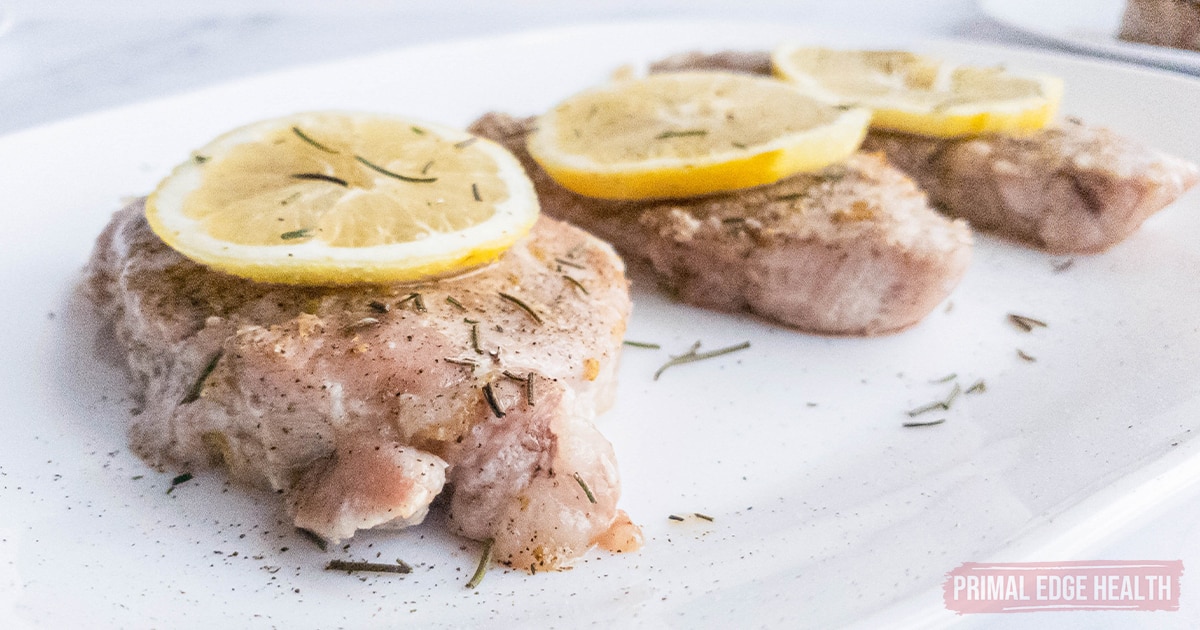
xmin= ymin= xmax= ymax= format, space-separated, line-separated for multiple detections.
xmin=652 ymin=50 xmax=1200 ymax=254
xmin=84 ymin=200 xmax=638 ymax=570
xmin=1120 ymin=0 xmax=1200 ymax=52
xmin=470 ymin=113 xmax=972 ymax=336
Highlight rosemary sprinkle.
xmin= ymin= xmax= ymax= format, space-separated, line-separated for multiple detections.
xmin=482 ymin=382 xmax=505 ymax=418
xmin=653 ymin=340 xmax=751 ymax=381
xmin=563 ymin=275 xmax=589 ymax=295
xmin=902 ymin=418 xmax=946 ymax=428
xmin=292 ymin=126 xmax=338 ymax=153
xmin=325 ymin=559 xmax=412 ymax=575
xmin=444 ymin=357 xmax=479 ymax=368
xmin=445 ymin=296 xmax=466 ymax=311
xmin=181 ymin=351 xmax=223 ymax=404
xmin=280 ymin=227 xmax=314 ymax=240
xmin=555 ymin=257 xmax=586 ymax=270
xmin=906 ymin=383 xmax=961 ymax=417
xmin=292 ymin=171 xmax=348 ymax=186
xmin=1008 ymin=313 xmax=1048 ymax=332
xmin=355 ymin=155 xmax=437 ymax=183
xmin=470 ymin=322 xmax=482 ymax=354
xmin=465 ymin=538 xmax=493 ymax=589
xmin=503 ymin=371 xmax=535 ymax=406
xmin=573 ymin=472 xmax=597 ymax=504
xmin=498 ymin=292 xmax=542 ymax=325
xmin=656 ymin=129 xmax=708 ymax=139
xmin=166 ymin=472 xmax=193 ymax=494
xmin=398 ymin=292 xmax=427 ymax=312
xmin=622 ymin=340 xmax=661 ymax=349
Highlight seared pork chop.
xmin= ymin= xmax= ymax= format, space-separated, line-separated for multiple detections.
xmin=470 ymin=114 xmax=971 ymax=336
xmin=85 ymin=201 xmax=636 ymax=570
xmin=1120 ymin=0 xmax=1200 ymax=52
xmin=652 ymin=50 xmax=1200 ymax=253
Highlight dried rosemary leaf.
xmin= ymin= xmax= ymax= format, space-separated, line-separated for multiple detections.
xmin=465 ymin=538 xmax=493 ymax=589
xmin=280 ymin=227 xmax=315 ymax=240
xmin=573 ymin=472 xmax=597 ymax=504
xmin=166 ymin=472 xmax=193 ymax=494
xmin=498 ymin=292 xmax=542 ymax=325
xmin=482 ymin=382 xmax=505 ymax=418
xmin=326 ymin=559 xmax=412 ymax=575
xmin=355 ymin=155 xmax=437 ymax=183
xmin=181 ymin=351 xmax=223 ymax=404
xmin=656 ymin=129 xmax=708 ymax=139
xmin=555 ymin=257 xmax=586 ymax=270
xmin=291 ymin=173 xmax=348 ymax=187
xmin=563 ymin=275 xmax=589 ymax=295
xmin=292 ymin=126 xmax=338 ymax=153
xmin=653 ymin=341 xmax=751 ymax=381
xmin=1008 ymin=313 xmax=1048 ymax=332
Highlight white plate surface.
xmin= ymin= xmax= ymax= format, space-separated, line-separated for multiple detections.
xmin=2 ymin=20 xmax=1200 ymax=630
xmin=979 ymin=0 xmax=1200 ymax=74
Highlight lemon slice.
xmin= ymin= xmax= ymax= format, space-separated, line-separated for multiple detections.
xmin=526 ymin=71 xmax=871 ymax=200
xmin=771 ymin=46 xmax=1064 ymax=138
xmin=145 ymin=111 xmax=539 ymax=285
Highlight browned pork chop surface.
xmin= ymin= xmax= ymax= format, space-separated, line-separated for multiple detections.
xmin=1120 ymin=0 xmax=1200 ymax=51
xmin=85 ymin=201 xmax=636 ymax=570
xmin=471 ymin=114 xmax=971 ymax=336
xmin=652 ymin=50 xmax=1200 ymax=254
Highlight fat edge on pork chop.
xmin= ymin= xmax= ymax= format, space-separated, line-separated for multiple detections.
xmin=84 ymin=201 xmax=642 ymax=571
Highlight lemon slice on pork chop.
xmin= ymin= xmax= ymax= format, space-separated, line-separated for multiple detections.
xmin=771 ymin=46 xmax=1063 ymax=138
xmin=526 ymin=71 xmax=871 ymax=200
xmin=145 ymin=112 xmax=540 ymax=285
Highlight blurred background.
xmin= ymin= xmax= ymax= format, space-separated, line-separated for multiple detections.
xmin=0 ymin=0 xmax=1058 ymax=136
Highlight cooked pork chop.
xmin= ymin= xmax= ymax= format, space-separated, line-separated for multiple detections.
xmin=1120 ymin=0 xmax=1200 ymax=52
xmin=85 ymin=201 xmax=636 ymax=570
xmin=470 ymin=114 xmax=971 ymax=336
xmin=652 ymin=50 xmax=1200 ymax=254
xmin=861 ymin=123 xmax=1200 ymax=253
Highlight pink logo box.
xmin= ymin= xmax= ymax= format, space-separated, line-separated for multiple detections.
xmin=943 ymin=560 xmax=1183 ymax=614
